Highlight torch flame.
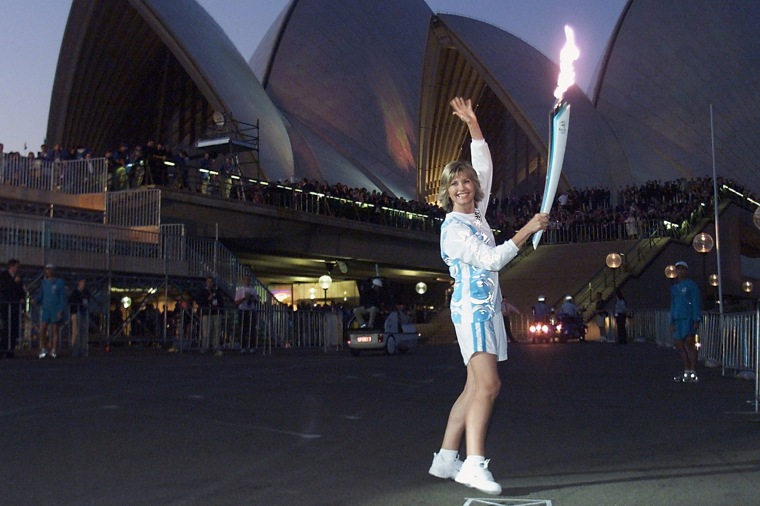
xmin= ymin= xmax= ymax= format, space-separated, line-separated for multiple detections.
xmin=553 ymin=25 xmax=580 ymax=100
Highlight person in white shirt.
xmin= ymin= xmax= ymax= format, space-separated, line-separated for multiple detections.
xmin=235 ymin=275 xmax=259 ymax=350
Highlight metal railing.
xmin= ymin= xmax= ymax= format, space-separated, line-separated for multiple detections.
xmin=629 ymin=309 xmax=758 ymax=388
xmin=101 ymin=305 xmax=331 ymax=355
xmin=541 ymin=219 xmax=680 ymax=245
xmin=105 ymin=189 xmax=162 ymax=227
xmin=1 ymin=296 xmax=338 ymax=356
xmin=1 ymin=154 xmax=108 ymax=194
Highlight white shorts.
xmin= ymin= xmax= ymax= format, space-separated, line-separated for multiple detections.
xmin=454 ymin=316 xmax=508 ymax=365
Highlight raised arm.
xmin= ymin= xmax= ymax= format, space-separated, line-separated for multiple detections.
xmin=450 ymin=97 xmax=483 ymax=141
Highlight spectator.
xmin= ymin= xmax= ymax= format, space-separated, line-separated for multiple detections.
xmin=199 ymin=152 xmax=213 ymax=194
xmin=35 ymin=264 xmax=67 ymax=359
xmin=0 ymin=259 xmax=26 ymax=358
xmin=592 ymin=292 xmax=609 ymax=342
xmin=500 ymin=298 xmax=520 ymax=343
xmin=196 ymin=276 xmax=224 ymax=355
xmin=234 ymin=274 xmax=259 ymax=351
xmin=383 ymin=302 xmax=411 ymax=334
xmin=220 ymin=156 xmax=234 ymax=198
xmin=614 ymin=290 xmax=628 ymax=345
xmin=68 ymin=278 xmax=91 ymax=357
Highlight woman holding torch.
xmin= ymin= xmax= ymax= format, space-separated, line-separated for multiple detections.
xmin=428 ymin=97 xmax=548 ymax=495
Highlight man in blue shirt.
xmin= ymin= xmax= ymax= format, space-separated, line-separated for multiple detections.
xmin=36 ymin=264 xmax=67 ymax=359
xmin=669 ymin=260 xmax=702 ymax=382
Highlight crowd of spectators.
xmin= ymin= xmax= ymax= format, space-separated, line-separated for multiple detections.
xmin=2 ymin=139 xmax=757 ymax=241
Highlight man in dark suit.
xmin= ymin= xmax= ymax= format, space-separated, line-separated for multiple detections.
xmin=0 ymin=259 xmax=26 ymax=358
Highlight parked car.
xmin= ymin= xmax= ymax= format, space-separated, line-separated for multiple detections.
xmin=345 ymin=308 xmax=419 ymax=356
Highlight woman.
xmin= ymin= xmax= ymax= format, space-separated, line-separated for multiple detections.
xmin=428 ymin=97 xmax=548 ymax=495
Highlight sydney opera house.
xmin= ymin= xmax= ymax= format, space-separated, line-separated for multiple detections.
xmin=48 ymin=0 xmax=760 ymax=205
xmin=29 ymin=0 xmax=760 ymax=314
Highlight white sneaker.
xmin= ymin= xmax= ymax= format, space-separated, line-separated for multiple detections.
xmin=428 ymin=452 xmax=463 ymax=480
xmin=38 ymin=349 xmax=48 ymax=359
xmin=455 ymin=459 xmax=502 ymax=495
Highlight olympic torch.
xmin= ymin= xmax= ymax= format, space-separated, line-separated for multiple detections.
xmin=532 ymin=25 xmax=580 ymax=249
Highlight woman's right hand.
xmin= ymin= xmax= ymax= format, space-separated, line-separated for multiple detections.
xmin=525 ymin=213 xmax=549 ymax=233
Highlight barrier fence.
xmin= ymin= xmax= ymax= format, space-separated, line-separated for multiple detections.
xmin=0 ymin=154 xmax=108 ymax=194
xmin=630 ymin=308 xmax=759 ymax=410
xmin=0 ymin=299 xmax=341 ymax=356
xmin=2 ymin=153 xmax=736 ymax=246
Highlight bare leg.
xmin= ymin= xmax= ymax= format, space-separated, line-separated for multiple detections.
xmin=685 ymin=335 xmax=698 ymax=370
xmin=674 ymin=339 xmax=690 ymax=370
xmin=70 ymin=314 xmax=78 ymax=350
xmin=39 ymin=322 xmax=49 ymax=351
xmin=464 ymin=352 xmax=501 ymax=456
xmin=51 ymin=324 xmax=60 ymax=354
xmin=440 ymin=367 xmax=475 ymax=451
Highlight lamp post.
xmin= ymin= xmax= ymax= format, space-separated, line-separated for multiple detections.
xmin=693 ymin=232 xmax=714 ymax=307
xmin=318 ymin=274 xmax=333 ymax=306
xmin=606 ymin=252 xmax=622 ymax=293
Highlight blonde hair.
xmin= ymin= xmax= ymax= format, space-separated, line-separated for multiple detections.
xmin=437 ymin=160 xmax=484 ymax=212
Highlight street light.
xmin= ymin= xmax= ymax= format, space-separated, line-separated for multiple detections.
xmin=665 ymin=264 xmax=678 ymax=279
xmin=606 ymin=252 xmax=622 ymax=292
xmin=318 ymin=274 xmax=333 ymax=305
xmin=743 ymin=280 xmax=754 ymax=294
xmin=415 ymin=282 xmax=427 ymax=296
xmin=693 ymin=232 xmax=714 ymax=306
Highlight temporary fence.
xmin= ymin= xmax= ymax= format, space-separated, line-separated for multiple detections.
xmin=105 ymin=189 xmax=162 ymax=227
xmin=0 ymin=154 xmax=108 ymax=194
xmin=1 ymin=297 xmax=339 ymax=357
xmin=1 ymin=301 xmax=91 ymax=356
xmin=630 ymin=308 xmax=759 ymax=410
xmin=109 ymin=305 xmax=334 ymax=355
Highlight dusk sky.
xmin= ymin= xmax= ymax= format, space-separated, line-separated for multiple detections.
xmin=0 ymin=0 xmax=627 ymax=154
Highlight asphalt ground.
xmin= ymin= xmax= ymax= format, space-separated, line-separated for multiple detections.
xmin=1 ymin=341 xmax=759 ymax=506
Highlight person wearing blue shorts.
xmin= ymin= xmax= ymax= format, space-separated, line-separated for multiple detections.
xmin=669 ymin=260 xmax=701 ymax=382
xmin=36 ymin=264 xmax=67 ymax=358
xmin=427 ymin=97 xmax=548 ymax=495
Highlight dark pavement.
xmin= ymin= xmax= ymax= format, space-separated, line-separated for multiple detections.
xmin=1 ymin=341 xmax=759 ymax=505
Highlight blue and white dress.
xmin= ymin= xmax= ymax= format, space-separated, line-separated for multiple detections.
xmin=441 ymin=139 xmax=520 ymax=365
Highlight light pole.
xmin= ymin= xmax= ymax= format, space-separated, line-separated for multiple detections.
xmin=693 ymin=232 xmax=714 ymax=307
xmin=318 ymin=274 xmax=333 ymax=306
xmin=415 ymin=281 xmax=428 ymax=323
xmin=606 ymin=252 xmax=622 ymax=293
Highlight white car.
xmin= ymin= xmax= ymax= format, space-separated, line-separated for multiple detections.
xmin=346 ymin=317 xmax=419 ymax=356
